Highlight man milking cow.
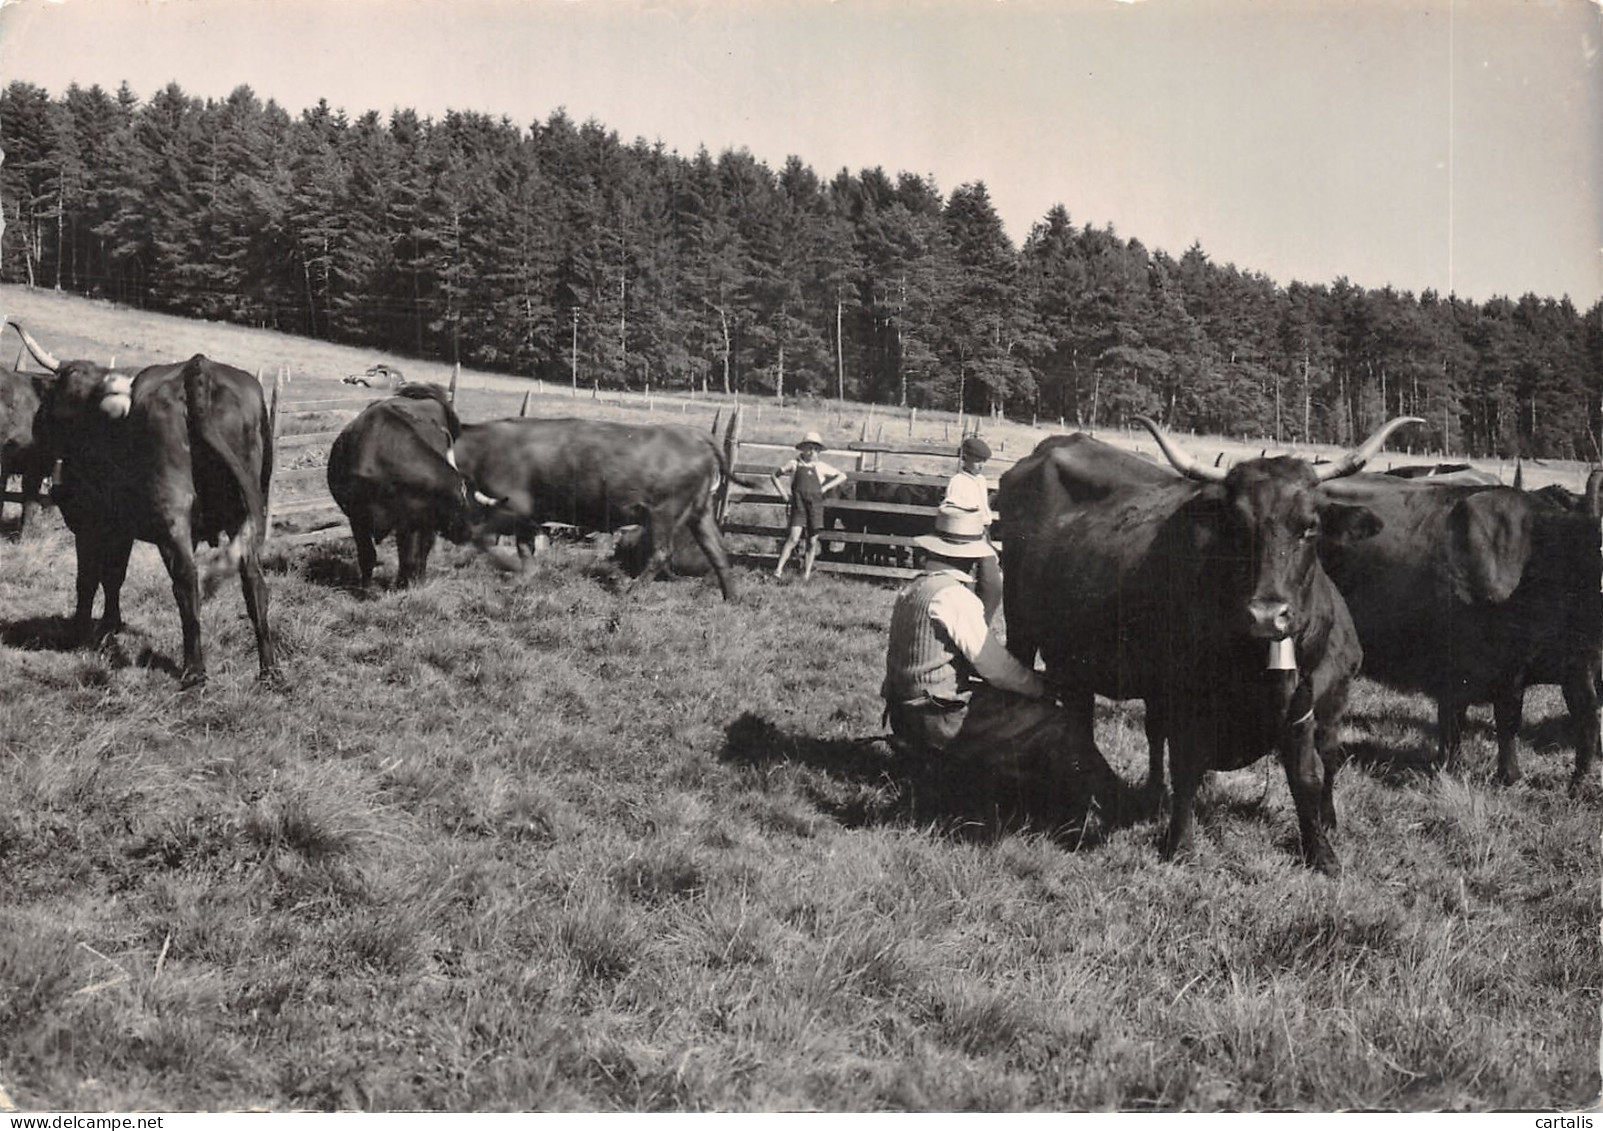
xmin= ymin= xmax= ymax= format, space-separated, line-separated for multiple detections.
xmin=880 ymin=508 xmax=1136 ymax=823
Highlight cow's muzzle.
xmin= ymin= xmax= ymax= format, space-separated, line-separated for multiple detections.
xmin=1247 ymin=598 xmax=1293 ymax=639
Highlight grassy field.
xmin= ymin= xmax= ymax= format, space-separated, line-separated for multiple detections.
xmin=0 ymin=286 xmax=1597 ymax=1111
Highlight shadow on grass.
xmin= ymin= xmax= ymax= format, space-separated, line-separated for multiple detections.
xmin=1343 ymin=736 xmax=1437 ymax=787
xmin=579 ymin=559 xmax=630 ymax=595
xmin=1345 ymin=706 xmax=1587 ymax=786
xmin=0 ymin=614 xmax=184 ymax=678
xmin=288 ymin=541 xmax=372 ymax=596
xmin=719 ymin=710 xmax=1146 ymax=853
xmin=1522 ymin=711 xmax=1581 ymax=753
xmin=0 ymin=613 xmax=84 ymax=652
xmin=1345 ymin=690 xmax=1596 ymax=786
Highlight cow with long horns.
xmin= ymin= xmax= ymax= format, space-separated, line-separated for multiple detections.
xmin=998 ymin=417 xmax=1419 ymax=872
xmin=9 ymin=320 xmax=279 ymax=687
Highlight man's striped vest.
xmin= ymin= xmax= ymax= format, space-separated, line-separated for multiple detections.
xmin=882 ymin=572 xmax=976 ymax=704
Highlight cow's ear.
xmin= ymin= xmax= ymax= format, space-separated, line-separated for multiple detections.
xmin=1444 ymin=491 xmax=1533 ymax=604
xmin=1319 ymin=502 xmax=1382 ymax=546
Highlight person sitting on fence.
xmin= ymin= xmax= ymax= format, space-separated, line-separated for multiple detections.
xmin=940 ymin=435 xmax=1002 ymax=623
xmin=881 ymin=508 xmax=1136 ymax=821
xmin=771 ymin=432 xmax=849 ymax=581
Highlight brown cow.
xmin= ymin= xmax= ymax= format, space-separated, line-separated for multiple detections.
xmin=1320 ymin=471 xmax=1603 ymax=788
xmin=998 ymin=417 xmax=1418 ymax=872
xmin=0 ymin=364 xmax=49 ymax=533
xmin=11 ymin=321 xmax=278 ymax=687
xmin=454 ymin=417 xmax=738 ymax=600
xmin=327 ymin=383 xmax=507 ymax=590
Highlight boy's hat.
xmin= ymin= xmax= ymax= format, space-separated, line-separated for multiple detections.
xmin=915 ymin=508 xmax=994 ymax=560
xmin=797 ymin=431 xmax=825 ymax=451
xmin=959 ymin=436 xmax=992 ymax=461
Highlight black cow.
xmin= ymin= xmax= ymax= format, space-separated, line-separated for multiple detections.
xmin=998 ymin=417 xmax=1418 ymax=872
xmin=11 ymin=321 xmax=278 ymax=688
xmin=0 ymin=365 xmax=50 ymax=533
xmin=1528 ymin=477 xmax=1596 ymax=513
xmin=998 ymin=433 xmax=1180 ymax=794
xmin=832 ymin=475 xmax=941 ymax=567
xmin=1319 ymin=471 xmax=1603 ymax=789
xmin=327 ymin=383 xmax=505 ymax=590
xmin=453 ymin=417 xmax=738 ymax=601
xmin=1384 ymin=463 xmax=1502 ymax=486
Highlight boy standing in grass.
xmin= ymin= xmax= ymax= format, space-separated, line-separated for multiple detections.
xmin=771 ymin=431 xmax=849 ymax=580
xmin=940 ymin=435 xmax=1002 ymax=624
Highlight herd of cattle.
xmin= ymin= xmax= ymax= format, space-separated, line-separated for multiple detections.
xmin=998 ymin=422 xmax=1600 ymax=872
xmin=1 ymin=320 xmax=1598 ymax=874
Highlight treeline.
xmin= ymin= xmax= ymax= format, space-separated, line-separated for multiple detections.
xmin=3 ymin=78 xmax=1600 ymax=458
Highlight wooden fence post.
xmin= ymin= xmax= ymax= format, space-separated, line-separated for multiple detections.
xmin=520 ymin=390 xmax=534 ymax=417
xmin=447 ymin=362 xmax=459 ymax=404
xmin=909 ymin=407 xmax=917 ymax=436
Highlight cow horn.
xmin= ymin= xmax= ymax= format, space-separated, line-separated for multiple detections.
xmin=472 ymin=488 xmax=498 ymax=507
xmin=1313 ymin=417 xmax=1424 ymax=482
xmin=6 ymin=320 xmax=60 ymax=372
xmin=1134 ymin=416 xmax=1225 ymax=482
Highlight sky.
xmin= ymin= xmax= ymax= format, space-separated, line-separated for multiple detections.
xmin=1 ymin=0 xmax=1599 ymax=307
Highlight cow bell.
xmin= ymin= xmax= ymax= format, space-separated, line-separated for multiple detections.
xmin=1267 ymin=637 xmax=1296 ymax=671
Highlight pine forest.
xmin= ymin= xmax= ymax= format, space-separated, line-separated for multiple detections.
xmin=3 ymin=79 xmax=1600 ymax=460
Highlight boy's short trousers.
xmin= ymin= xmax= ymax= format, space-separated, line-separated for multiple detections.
xmin=789 ymin=493 xmax=826 ymax=535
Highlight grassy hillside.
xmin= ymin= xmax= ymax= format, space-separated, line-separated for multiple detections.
xmin=0 ymin=286 xmax=1596 ymax=1111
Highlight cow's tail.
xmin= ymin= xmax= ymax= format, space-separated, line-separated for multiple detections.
xmin=183 ymin=355 xmax=269 ymax=592
xmin=261 ymin=368 xmax=278 ymax=518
